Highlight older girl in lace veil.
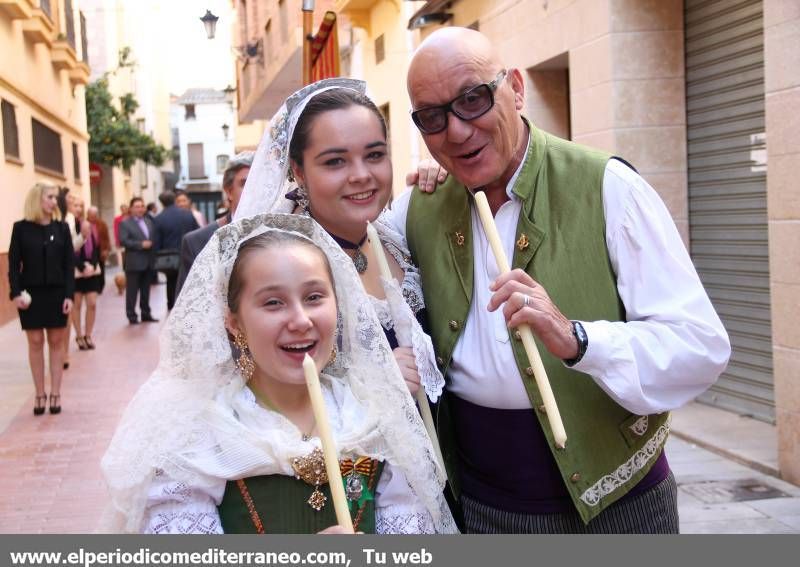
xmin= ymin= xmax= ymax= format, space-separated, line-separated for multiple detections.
xmin=101 ymin=213 xmax=456 ymax=534
xmin=235 ymin=79 xmax=445 ymax=406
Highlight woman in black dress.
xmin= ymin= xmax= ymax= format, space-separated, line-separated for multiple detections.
xmin=71 ymin=196 xmax=103 ymax=350
xmin=8 ymin=183 xmax=75 ymax=415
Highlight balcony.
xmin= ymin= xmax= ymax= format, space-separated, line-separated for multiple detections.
xmin=21 ymin=6 xmax=54 ymax=47
xmin=334 ymin=0 xmax=393 ymax=33
xmin=0 ymin=0 xmax=35 ymax=19
xmin=68 ymin=61 xmax=90 ymax=87
xmin=51 ymin=38 xmax=78 ymax=71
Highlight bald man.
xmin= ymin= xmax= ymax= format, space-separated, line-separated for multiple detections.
xmin=386 ymin=28 xmax=730 ymax=533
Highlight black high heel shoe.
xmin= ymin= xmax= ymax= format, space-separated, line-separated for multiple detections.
xmin=76 ymin=336 xmax=88 ymax=350
xmin=84 ymin=336 xmax=95 ymax=350
xmin=49 ymin=393 xmax=61 ymax=415
xmin=33 ymin=394 xmax=47 ymax=416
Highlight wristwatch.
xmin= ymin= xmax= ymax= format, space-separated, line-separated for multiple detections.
xmin=563 ymin=321 xmax=588 ymax=367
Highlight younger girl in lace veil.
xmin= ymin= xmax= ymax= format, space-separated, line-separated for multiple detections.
xmin=101 ymin=213 xmax=457 ymax=534
xmin=234 ymin=78 xmax=445 ymax=405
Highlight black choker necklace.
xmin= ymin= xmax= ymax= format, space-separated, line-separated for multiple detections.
xmin=328 ymin=232 xmax=368 ymax=273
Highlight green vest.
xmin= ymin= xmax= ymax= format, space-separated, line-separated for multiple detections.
xmin=406 ymin=124 xmax=669 ymax=524
xmin=219 ymin=462 xmax=383 ymax=533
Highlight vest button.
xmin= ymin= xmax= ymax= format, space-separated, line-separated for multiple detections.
xmin=514 ymin=330 xmax=522 ymax=341
xmin=570 ymin=472 xmax=581 ymax=483
xmin=525 ymin=366 xmax=534 ymax=376
xmin=537 ymin=404 xmax=546 ymax=414
xmin=436 ymin=356 xmax=444 ymax=367
xmin=449 ymin=320 xmax=460 ymax=331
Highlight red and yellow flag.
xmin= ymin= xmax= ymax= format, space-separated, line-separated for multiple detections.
xmin=307 ymin=11 xmax=340 ymax=84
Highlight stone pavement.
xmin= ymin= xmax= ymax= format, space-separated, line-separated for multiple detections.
xmin=0 ymin=270 xmax=163 ymax=533
xmin=0 ymin=271 xmax=797 ymax=533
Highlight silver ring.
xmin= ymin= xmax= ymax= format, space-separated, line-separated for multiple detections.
xmin=522 ymin=295 xmax=530 ymax=308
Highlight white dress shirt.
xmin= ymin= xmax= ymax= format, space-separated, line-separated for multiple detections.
xmin=385 ymin=157 xmax=731 ymax=416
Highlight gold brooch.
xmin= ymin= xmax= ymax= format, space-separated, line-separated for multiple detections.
xmin=517 ymin=233 xmax=530 ymax=251
xmin=454 ymin=231 xmax=465 ymax=246
xmin=292 ymin=447 xmax=328 ymax=511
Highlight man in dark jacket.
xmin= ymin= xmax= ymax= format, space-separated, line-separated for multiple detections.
xmin=119 ymin=197 xmax=158 ymax=324
xmin=153 ymin=191 xmax=199 ymax=310
xmin=175 ymin=152 xmax=253 ymax=298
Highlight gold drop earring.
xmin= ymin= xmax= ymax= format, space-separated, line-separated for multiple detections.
xmin=234 ymin=332 xmax=255 ymax=382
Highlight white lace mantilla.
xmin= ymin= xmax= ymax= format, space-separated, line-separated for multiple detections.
xmin=579 ymin=421 xmax=670 ymax=507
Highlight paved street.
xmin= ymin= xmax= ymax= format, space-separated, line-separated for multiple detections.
xmin=0 ymin=273 xmax=798 ymax=534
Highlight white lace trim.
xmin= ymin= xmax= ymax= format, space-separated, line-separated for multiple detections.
xmin=370 ymin=297 xmax=394 ymax=330
xmin=629 ymin=416 xmax=649 ymax=436
xmin=375 ymin=511 xmax=435 ymax=534
xmin=146 ymin=511 xmax=223 ymax=535
xmin=579 ymin=420 xmax=670 ymax=507
xmin=369 ymin=295 xmax=444 ymax=403
xmin=376 ymin=217 xmax=426 ymax=314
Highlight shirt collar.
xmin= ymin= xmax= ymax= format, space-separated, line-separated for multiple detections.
xmin=505 ymin=133 xmax=532 ymax=203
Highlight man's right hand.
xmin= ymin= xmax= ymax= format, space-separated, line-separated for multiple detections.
xmin=142 ymin=240 xmax=153 ymax=249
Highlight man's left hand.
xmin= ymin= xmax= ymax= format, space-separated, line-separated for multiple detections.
xmin=488 ymin=269 xmax=578 ymax=360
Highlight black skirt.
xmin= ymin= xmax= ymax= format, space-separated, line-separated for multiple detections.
xmin=18 ymin=286 xmax=69 ymax=330
xmin=75 ymin=274 xmax=105 ymax=294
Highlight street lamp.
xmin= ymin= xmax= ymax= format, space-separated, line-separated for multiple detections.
xmin=200 ymin=9 xmax=219 ymax=39
xmin=221 ymin=123 xmax=230 ymax=140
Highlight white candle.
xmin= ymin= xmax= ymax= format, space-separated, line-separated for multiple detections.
xmin=473 ymin=192 xmax=567 ymax=449
xmin=303 ymin=354 xmax=354 ymax=532
xmin=366 ymin=222 xmax=393 ymax=280
xmin=366 ymin=221 xmax=448 ymax=477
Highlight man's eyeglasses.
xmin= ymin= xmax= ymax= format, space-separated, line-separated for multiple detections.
xmin=411 ymin=70 xmax=508 ymax=135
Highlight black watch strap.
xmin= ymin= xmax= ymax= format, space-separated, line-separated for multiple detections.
xmin=563 ymin=321 xmax=588 ymax=367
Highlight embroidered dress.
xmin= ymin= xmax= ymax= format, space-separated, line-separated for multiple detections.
xmin=142 ymin=384 xmax=436 ymax=534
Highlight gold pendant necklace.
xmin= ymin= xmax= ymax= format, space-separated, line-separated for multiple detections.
xmin=248 ymin=385 xmax=316 ymax=440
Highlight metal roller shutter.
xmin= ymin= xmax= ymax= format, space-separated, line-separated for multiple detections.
xmin=685 ymin=0 xmax=774 ymax=422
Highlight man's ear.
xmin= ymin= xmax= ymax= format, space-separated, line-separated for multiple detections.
xmin=509 ymin=68 xmax=525 ymax=111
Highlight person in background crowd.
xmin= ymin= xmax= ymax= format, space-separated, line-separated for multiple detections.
xmin=63 ymin=194 xmax=88 ymax=369
xmin=386 ymin=27 xmax=731 ymax=533
xmin=176 ymin=191 xmax=206 ymax=227
xmin=86 ymin=206 xmax=112 ymax=269
xmin=72 ymin=206 xmax=107 ymax=351
xmin=113 ymin=203 xmax=129 ymax=251
xmin=175 ymin=151 xmax=253 ymax=298
xmin=119 ymin=197 xmax=158 ymax=324
xmin=8 ymin=183 xmax=74 ymax=415
xmin=145 ymin=202 xmax=158 ymax=220
xmin=152 ymin=191 xmax=198 ymax=310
